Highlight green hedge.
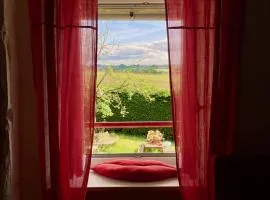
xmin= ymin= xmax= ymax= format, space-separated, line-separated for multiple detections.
xmin=96 ymin=90 xmax=174 ymax=141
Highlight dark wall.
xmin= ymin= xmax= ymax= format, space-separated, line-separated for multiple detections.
xmin=215 ymin=155 xmax=270 ymax=200
xmin=6 ymin=0 xmax=42 ymax=199
xmin=0 ymin=0 xmax=10 ymax=199
xmin=235 ymin=0 xmax=270 ymax=155
xmin=86 ymin=187 xmax=181 ymax=200
xmin=216 ymin=2 xmax=270 ymax=199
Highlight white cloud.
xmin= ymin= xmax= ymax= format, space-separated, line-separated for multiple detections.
xmin=99 ymin=39 xmax=169 ymax=65
xmin=81 ymin=20 xmax=169 ymax=66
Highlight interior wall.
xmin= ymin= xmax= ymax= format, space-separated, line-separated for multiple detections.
xmin=4 ymin=1 xmax=20 ymax=199
xmin=4 ymin=0 xmax=270 ymax=199
xmin=5 ymin=0 xmax=42 ymax=199
xmin=235 ymin=0 xmax=270 ymax=155
xmin=0 ymin=0 xmax=10 ymax=198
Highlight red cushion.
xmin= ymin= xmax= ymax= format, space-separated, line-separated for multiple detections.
xmin=91 ymin=159 xmax=177 ymax=182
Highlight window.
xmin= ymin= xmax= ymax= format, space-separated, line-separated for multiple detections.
xmin=92 ymin=0 xmax=175 ymax=156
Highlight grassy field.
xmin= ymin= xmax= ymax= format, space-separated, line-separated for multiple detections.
xmin=95 ymin=134 xmax=145 ymax=154
xmin=97 ymin=70 xmax=170 ymax=91
xmin=94 ymin=133 xmax=175 ymax=154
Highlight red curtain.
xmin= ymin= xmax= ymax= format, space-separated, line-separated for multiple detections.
xmin=28 ymin=0 xmax=98 ymax=199
xmin=166 ymin=0 xmax=245 ymax=200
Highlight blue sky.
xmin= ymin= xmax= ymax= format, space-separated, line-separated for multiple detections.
xmin=98 ymin=20 xmax=169 ymax=65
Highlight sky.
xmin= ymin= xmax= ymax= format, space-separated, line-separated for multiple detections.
xmin=98 ymin=20 xmax=169 ymax=65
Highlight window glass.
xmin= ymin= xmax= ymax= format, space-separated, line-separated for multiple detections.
xmin=93 ymin=17 xmax=174 ymax=155
xmin=96 ymin=20 xmax=172 ymax=122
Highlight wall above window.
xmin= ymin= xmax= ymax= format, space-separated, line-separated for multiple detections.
xmin=99 ymin=0 xmax=165 ymax=20
xmin=99 ymin=0 xmax=164 ymax=4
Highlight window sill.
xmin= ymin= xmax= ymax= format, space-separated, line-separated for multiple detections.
xmin=88 ymin=156 xmax=179 ymax=189
xmin=88 ymin=170 xmax=179 ymax=188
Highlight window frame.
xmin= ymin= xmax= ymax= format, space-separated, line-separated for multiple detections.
xmin=94 ymin=121 xmax=173 ymax=128
xmin=94 ymin=2 xmax=175 ymax=158
xmin=98 ymin=1 xmax=165 ymax=20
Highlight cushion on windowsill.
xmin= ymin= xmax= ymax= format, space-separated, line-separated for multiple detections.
xmin=91 ymin=159 xmax=177 ymax=182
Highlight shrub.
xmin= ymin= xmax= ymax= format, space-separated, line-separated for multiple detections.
xmin=96 ymin=88 xmax=174 ymax=141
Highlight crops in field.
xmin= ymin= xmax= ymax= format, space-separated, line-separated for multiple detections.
xmin=96 ymin=70 xmax=170 ymax=91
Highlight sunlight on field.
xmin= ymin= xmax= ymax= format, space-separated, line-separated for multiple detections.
xmin=95 ymin=134 xmax=145 ymax=153
xmin=93 ymin=133 xmax=175 ymax=154
xmin=97 ymin=71 xmax=170 ymax=91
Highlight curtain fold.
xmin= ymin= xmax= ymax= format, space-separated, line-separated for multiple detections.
xmin=209 ymin=0 xmax=246 ymax=156
xmin=166 ymin=0 xmax=246 ymax=200
xmin=28 ymin=0 xmax=98 ymax=199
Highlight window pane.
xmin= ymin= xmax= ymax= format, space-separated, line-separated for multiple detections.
xmin=96 ymin=20 xmax=172 ymax=122
xmin=92 ymin=128 xmax=175 ymax=154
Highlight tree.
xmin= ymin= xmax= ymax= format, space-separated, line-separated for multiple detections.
xmin=97 ymin=22 xmax=119 ymax=59
xmin=96 ymin=66 xmax=129 ymax=121
xmin=95 ymin=21 xmax=150 ymax=121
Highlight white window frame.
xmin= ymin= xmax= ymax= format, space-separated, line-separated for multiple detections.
xmin=93 ymin=0 xmax=176 ymax=159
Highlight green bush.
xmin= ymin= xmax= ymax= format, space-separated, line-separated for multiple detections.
xmin=96 ymin=89 xmax=174 ymax=141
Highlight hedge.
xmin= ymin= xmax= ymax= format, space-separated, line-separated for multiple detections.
xmin=96 ymin=90 xmax=174 ymax=141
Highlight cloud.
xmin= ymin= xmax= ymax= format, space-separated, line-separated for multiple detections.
xmin=115 ymin=27 xmax=164 ymax=42
xmin=82 ymin=20 xmax=169 ymax=66
xmin=98 ymin=39 xmax=169 ymax=65
xmin=99 ymin=20 xmax=167 ymax=43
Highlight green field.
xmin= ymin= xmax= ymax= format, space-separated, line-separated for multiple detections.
xmin=94 ymin=134 xmax=145 ymax=153
xmin=97 ymin=70 xmax=170 ymax=91
xmin=94 ymin=133 xmax=175 ymax=154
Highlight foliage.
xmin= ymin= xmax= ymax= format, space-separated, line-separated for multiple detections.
xmin=98 ymin=64 xmax=169 ymax=74
xmin=96 ymin=90 xmax=128 ymax=120
xmin=96 ymin=67 xmax=128 ymax=120
xmin=96 ymin=88 xmax=173 ymax=140
xmin=146 ymin=130 xmax=164 ymax=146
xmin=95 ymin=67 xmax=173 ymax=141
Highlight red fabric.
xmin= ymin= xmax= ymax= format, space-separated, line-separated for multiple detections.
xmin=28 ymin=0 xmax=98 ymax=199
xmin=92 ymin=159 xmax=177 ymax=182
xmin=165 ymin=0 xmax=246 ymax=200
xmin=209 ymin=0 xmax=246 ymax=156
xmin=166 ymin=0 xmax=216 ymax=199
